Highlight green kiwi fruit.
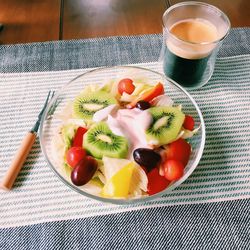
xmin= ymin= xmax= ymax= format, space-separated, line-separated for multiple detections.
xmin=73 ymin=91 xmax=117 ymax=121
xmin=146 ymin=106 xmax=185 ymax=146
xmin=83 ymin=122 xmax=128 ymax=159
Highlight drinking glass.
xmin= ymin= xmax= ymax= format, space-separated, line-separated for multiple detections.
xmin=162 ymin=2 xmax=230 ymax=90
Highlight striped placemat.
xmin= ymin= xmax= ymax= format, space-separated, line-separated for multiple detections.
xmin=0 ymin=56 xmax=250 ymax=229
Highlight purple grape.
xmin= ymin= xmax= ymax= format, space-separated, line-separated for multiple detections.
xmin=133 ymin=148 xmax=161 ymax=172
xmin=71 ymin=156 xmax=97 ymax=186
xmin=136 ymin=100 xmax=151 ymax=110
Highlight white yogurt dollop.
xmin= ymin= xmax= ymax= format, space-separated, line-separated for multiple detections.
xmin=108 ymin=108 xmax=152 ymax=159
xmin=92 ymin=104 xmax=153 ymax=159
xmin=92 ymin=104 xmax=118 ymax=122
xmin=106 ymin=115 xmax=125 ymax=137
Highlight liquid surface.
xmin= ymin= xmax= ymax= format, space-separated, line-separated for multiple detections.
xmin=163 ymin=18 xmax=218 ymax=87
xmin=170 ymin=19 xmax=218 ymax=43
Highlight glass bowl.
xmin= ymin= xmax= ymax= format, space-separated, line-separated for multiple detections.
xmin=40 ymin=66 xmax=205 ymax=204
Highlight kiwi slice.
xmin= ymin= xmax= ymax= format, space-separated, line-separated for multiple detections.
xmin=73 ymin=90 xmax=117 ymax=121
xmin=83 ymin=122 xmax=128 ymax=159
xmin=146 ymin=106 xmax=185 ymax=146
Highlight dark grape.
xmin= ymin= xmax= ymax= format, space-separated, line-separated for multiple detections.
xmin=135 ymin=100 xmax=151 ymax=110
xmin=133 ymin=148 xmax=161 ymax=172
xmin=71 ymin=156 xmax=98 ymax=186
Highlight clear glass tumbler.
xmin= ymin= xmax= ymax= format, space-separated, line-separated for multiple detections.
xmin=162 ymin=2 xmax=230 ymax=90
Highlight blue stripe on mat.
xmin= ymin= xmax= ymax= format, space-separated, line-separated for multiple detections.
xmin=0 ymin=199 xmax=249 ymax=250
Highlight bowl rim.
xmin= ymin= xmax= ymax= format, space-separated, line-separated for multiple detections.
xmin=39 ymin=65 xmax=206 ymax=205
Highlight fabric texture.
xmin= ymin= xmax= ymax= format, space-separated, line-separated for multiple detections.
xmin=0 ymin=28 xmax=250 ymax=73
xmin=1 ymin=199 xmax=249 ymax=250
xmin=0 ymin=59 xmax=250 ymax=229
xmin=0 ymin=28 xmax=250 ymax=249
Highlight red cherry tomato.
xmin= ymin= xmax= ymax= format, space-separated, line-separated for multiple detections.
xmin=72 ymin=127 xmax=87 ymax=147
xmin=183 ymin=115 xmax=195 ymax=131
xmin=165 ymin=138 xmax=191 ymax=166
xmin=118 ymin=78 xmax=135 ymax=95
xmin=66 ymin=147 xmax=86 ymax=168
xmin=163 ymin=159 xmax=184 ymax=181
xmin=143 ymin=82 xmax=164 ymax=102
xmin=147 ymin=168 xmax=170 ymax=195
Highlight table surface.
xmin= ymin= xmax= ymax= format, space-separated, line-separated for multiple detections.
xmin=0 ymin=0 xmax=250 ymax=45
xmin=0 ymin=27 xmax=250 ymax=249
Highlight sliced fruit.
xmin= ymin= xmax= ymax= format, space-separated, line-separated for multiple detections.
xmin=163 ymin=159 xmax=184 ymax=181
xmin=73 ymin=91 xmax=117 ymax=121
xmin=102 ymin=157 xmax=148 ymax=195
xmin=72 ymin=127 xmax=87 ymax=147
xmin=101 ymin=162 xmax=135 ymax=198
xmin=183 ymin=115 xmax=195 ymax=131
xmin=127 ymin=82 xmax=164 ymax=108
xmin=83 ymin=122 xmax=128 ymax=159
xmin=147 ymin=168 xmax=170 ymax=195
xmin=102 ymin=157 xmax=131 ymax=181
xmin=165 ymin=138 xmax=191 ymax=166
xmin=101 ymin=157 xmax=148 ymax=193
xmin=146 ymin=106 xmax=185 ymax=146
xmin=120 ymin=83 xmax=153 ymax=103
xmin=118 ymin=78 xmax=135 ymax=95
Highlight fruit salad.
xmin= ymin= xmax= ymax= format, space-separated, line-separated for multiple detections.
xmin=52 ymin=77 xmax=199 ymax=199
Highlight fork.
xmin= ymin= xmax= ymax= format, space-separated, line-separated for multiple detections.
xmin=0 ymin=91 xmax=55 ymax=190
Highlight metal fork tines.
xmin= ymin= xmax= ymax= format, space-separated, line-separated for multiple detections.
xmin=31 ymin=90 xmax=55 ymax=133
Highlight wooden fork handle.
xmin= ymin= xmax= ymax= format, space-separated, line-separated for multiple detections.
xmin=0 ymin=132 xmax=36 ymax=190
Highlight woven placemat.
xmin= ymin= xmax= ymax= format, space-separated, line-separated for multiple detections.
xmin=0 ymin=56 xmax=249 ymax=228
xmin=0 ymin=28 xmax=250 ymax=73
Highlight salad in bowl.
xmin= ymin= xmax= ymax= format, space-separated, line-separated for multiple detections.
xmin=40 ymin=66 xmax=205 ymax=204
